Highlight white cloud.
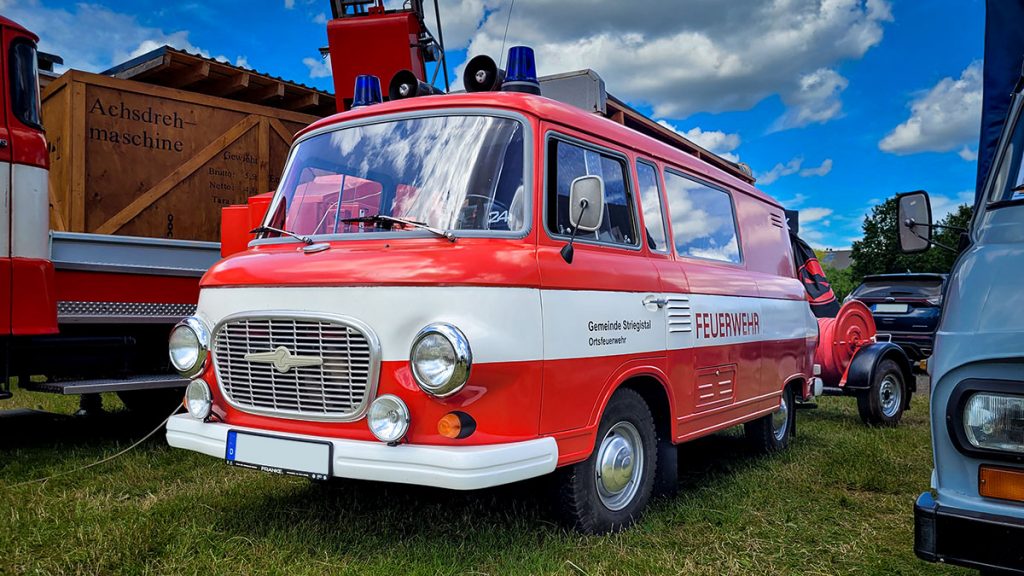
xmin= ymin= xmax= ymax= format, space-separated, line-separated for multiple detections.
xmin=930 ymin=190 xmax=974 ymax=222
xmin=774 ymin=68 xmax=849 ymax=130
xmin=801 ymin=207 xmax=834 ymax=223
xmin=656 ymin=121 xmax=741 ymax=162
xmin=758 ymin=157 xmax=803 ymax=185
xmin=958 ymin=146 xmax=978 ymax=162
xmin=800 ymin=158 xmax=833 ymax=177
xmin=303 ymin=56 xmax=333 ymax=79
xmin=313 ymin=12 xmax=328 ymax=25
xmin=0 ymin=0 xmax=211 ymax=72
xmin=879 ymin=61 xmax=982 ymax=155
xmin=454 ymin=0 xmax=891 ymax=125
xmin=235 ymin=56 xmax=250 ymax=69
xmin=285 ymin=0 xmax=296 ymax=8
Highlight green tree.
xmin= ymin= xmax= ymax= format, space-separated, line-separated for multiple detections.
xmin=849 ymin=198 xmax=972 ymax=279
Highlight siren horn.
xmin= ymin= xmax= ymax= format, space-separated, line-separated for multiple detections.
xmin=463 ymin=54 xmax=506 ymax=92
xmin=388 ymin=69 xmax=442 ymax=100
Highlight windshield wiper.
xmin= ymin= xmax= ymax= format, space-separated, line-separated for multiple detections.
xmin=250 ymin=225 xmax=314 ymax=245
xmin=339 ymin=214 xmax=456 ymax=242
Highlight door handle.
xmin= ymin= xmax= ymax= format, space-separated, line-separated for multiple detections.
xmin=643 ymin=296 xmax=668 ymax=309
xmin=0 ymin=139 xmax=8 ymax=149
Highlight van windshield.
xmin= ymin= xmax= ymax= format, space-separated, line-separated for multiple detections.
xmin=266 ymin=115 xmax=527 ymax=239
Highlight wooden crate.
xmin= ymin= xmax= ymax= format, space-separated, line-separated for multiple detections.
xmin=42 ymin=71 xmax=320 ymax=241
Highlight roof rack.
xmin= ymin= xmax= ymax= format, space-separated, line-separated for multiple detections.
xmin=539 ymin=70 xmax=754 ymax=184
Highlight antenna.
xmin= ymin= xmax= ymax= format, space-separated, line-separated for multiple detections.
xmin=499 ymin=0 xmax=517 ymax=68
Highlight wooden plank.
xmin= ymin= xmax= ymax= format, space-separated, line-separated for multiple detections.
xmin=268 ymin=118 xmax=296 ymax=144
xmin=70 ymin=78 xmax=87 ymax=231
xmin=67 ymin=70 xmax=320 ymax=124
xmin=252 ymin=81 xmax=285 ymax=102
xmin=48 ymin=179 xmax=67 ymax=232
xmin=283 ymin=92 xmax=319 ymax=111
xmin=258 ymin=118 xmax=270 ymax=194
xmin=94 ymin=114 xmax=260 ymax=235
xmin=108 ymin=53 xmax=172 ymax=80
xmin=208 ymin=71 xmax=250 ymax=96
xmin=164 ymin=61 xmax=211 ymax=89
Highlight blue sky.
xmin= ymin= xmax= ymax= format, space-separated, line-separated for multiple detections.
xmin=6 ymin=0 xmax=985 ymax=248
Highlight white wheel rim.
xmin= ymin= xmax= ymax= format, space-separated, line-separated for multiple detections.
xmin=879 ymin=375 xmax=902 ymax=418
xmin=595 ymin=421 xmax=644 ymax=511
xmin=772 ymin=394 xmax=789 ymax=441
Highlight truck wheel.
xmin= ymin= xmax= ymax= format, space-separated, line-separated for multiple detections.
xmin=117 ymin=388 xmax=185 ymax=417
xmin=856 ymin=359 xmax=905 ymax=427
xmin=556 ymin=388 xmax=656 ymax=534
xmin=745 ymin=385 xmax=794 ymax=454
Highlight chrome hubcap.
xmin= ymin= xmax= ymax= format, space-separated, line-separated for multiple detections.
xmin=879 ymin=376 xmax=902 ymax=418
xmin=772 ymin=395 xmax=789 ymax=441
xmin=595 ymin=421 xmax=643 ymax=511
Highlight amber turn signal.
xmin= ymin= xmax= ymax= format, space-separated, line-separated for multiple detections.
xmin=437 ymin=411 xmax=476 ymax=440
xmin=979 ymin=466 xmax=1024 ymax=503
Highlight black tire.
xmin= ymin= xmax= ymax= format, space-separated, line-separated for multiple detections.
xmin=117 ymin=387 xmax=185 ymax=416
xmin=745 ymin=385 xmax=795 ymax=454
xmin=856 ymin=359 xmax=906 ymax=427
xmin=556 ymin=388 xmax=657 ymax=534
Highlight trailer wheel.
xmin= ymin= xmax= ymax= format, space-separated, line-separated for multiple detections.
xmin=117 ymin=387 xmax=185 ymax=417
xmin=556 ymin=388 xmax=656 ymax=534
xmin=745 ymin=384 xmax=795 ymax=454
xmin=856 ymin=359 xmax=905 ymax=427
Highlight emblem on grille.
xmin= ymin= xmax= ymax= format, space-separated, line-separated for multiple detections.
xmin=244 ymin=346 xmax=324 ymax=373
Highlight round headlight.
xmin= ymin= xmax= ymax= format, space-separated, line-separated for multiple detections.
xmin=169 ymin=317 xmax=209 ymax=377
xmin=964 ymin=392 xmax=1024 ymax=453
xmin=410 ymin=323 xmax=471 ymax=397
xmin=368 ymin=394 xmax=410 ymax=443
xmin=185 ymin=378 xmax=212 ymax=420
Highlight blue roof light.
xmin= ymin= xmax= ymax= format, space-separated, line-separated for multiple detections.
xmin=352 ymin=75 xmax=383 ymax=108
xmin=501 ymin=46 xmax=541 ymax=95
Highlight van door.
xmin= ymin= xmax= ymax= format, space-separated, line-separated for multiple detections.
xmin=537 ymin=133 xmax=665 ymax=435
xmin=662 ymin=168 xmax=763 ymax=428
xmin=0 ymin=26 xmax=12 ymax=335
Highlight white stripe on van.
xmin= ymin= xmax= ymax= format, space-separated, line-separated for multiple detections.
xmin=198 ymin=286 xmax=817 ymax=363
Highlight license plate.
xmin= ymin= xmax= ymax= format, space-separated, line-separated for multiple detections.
xmin=226 ymin=430 xmax=332 ymax=481
xmin=875 ymin=303 xmax=909 ymax=313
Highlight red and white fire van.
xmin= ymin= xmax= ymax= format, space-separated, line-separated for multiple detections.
xmin=165 ymin=48 xmax=819 ymax=533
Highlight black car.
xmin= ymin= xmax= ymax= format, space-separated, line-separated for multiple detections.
xmin=847 ymin=273 xmax=947 ymax=361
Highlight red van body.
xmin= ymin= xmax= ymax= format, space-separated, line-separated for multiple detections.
xmin=167 ymin=91 xmax=818 ymax=532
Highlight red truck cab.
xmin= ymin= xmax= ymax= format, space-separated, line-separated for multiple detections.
xmin=166 ymin=77 xmax=818 ymax=532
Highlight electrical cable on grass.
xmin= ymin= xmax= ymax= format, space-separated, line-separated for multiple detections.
xmin=5 ymin=405 xmax=184 ymax=489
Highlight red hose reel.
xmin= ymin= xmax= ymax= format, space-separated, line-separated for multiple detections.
xmin=814 ymin=300 xmax=876 ymax=385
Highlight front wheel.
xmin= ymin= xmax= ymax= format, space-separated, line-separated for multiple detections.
xmin=556 ymin=388 xmax=656 ymax=534
xmin=857 ymin=359 xmax=906 ymax=427
xmin=745 ymin=384 xmax=795 ymax=454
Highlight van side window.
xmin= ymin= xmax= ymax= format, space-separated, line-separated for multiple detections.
xmin=10 ymin=39 xmax=42 ymax=129
xmin=664 ymin=170 xmax=741 ymax=263
xmin=636 ymin=161 xmax=668 ymax=252
xmin=547 ymin=138 xmax=637 ymax=246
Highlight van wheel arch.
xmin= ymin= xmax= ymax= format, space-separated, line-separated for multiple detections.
xmin=619 ymin=376 xmax=677 ymax=498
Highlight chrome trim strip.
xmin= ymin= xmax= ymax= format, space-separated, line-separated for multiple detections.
xmin=210 ymin=311 xmax=382 ymax=423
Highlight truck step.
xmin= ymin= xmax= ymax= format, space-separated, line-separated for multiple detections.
xmin=22 ymin=374 xmax=187 ymax=395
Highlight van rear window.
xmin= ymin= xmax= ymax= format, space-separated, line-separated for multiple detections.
xmin=851 ymin=279 xmax=944 ymax=299
xmin=664 ymin=170 xmax=741 ymax=263
xmin=547 ymin=139 xmax=637 ymax=246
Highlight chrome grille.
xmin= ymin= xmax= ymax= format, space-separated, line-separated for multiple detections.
xmin=212 ymin=314 xmax=379 ymax=421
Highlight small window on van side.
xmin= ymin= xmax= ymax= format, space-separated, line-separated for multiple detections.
xmin=547 ymin=138 xmax=637 ymax=246
xmin=10 ymin=39 xmax=42 ymax=130
xmin=636 ymin=160 xmax=668 ymax=252
xmin=664 ymin=170 xmax=741 ymax=263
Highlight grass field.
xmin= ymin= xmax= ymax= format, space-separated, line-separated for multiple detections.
xmin=0 ymin=385 xmax=967 ymax=575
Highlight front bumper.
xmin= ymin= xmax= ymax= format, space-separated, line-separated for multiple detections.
xmin=915 ymin=491 xmax=1024 ymax=573
xmin=166 ymin=414 xmax=558 ymax=490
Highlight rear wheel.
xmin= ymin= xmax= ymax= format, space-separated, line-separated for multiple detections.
xmin=745 ymin=385 xmax=795 ymax=454
xmin=556 ymin=388 xmax=656 ymax=534
xmin=857 ymin=359 xmax=905 ymax=427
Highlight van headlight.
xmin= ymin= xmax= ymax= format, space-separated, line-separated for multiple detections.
xmin=409 ymin=323 xmax=471 ymax=397
xmin=169 ymin=317 xmax=210 ymax=378
xmin=964 ymin=392 xmax=1024 ymax=453
xmin=368 ymin=394 xmax=410 ymax=443
xmin=185 ymin=378 xmax=212 ymax=420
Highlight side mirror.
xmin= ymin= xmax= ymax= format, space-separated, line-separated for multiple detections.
xmin=568 ymin=175 xmax=605 ymax=232
xmin=897 ymin=190 xmax=932 ymax=253
xmin=559 ymin=175 xmax=606 ymax=264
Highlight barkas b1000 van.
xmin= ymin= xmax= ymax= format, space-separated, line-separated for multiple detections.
xmin=165 ymin=59 xmax=819 ymax=533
